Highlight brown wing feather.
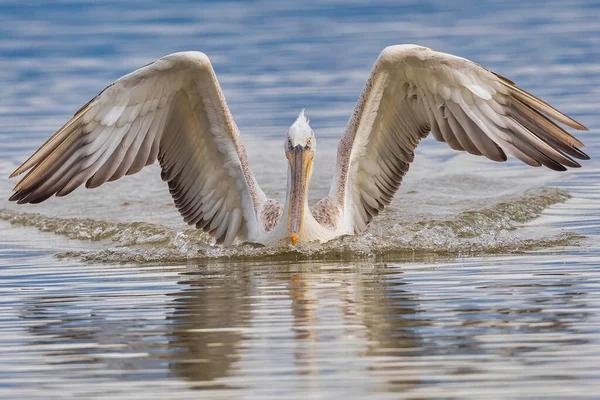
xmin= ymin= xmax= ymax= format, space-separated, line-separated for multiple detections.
xmin=325 ymin=45 xmax=588 ymax=234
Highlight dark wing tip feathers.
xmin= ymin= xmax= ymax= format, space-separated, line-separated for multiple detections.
xmin=494 ymin=71 xmax=589 ymax=132
xmin=491 ymin=71 xmax=516 ymax=86
xmin=493 ymin=74 xmax=590 ymax=168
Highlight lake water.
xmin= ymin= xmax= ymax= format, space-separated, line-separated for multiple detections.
xmin=0 ymin=1 xmax=599 ymax=398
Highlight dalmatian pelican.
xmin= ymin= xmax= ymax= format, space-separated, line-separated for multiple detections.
xmin=9 ymin=45 xmax=589 ymax=246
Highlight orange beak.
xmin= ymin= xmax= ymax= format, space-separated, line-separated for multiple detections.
xmin=286 ymin=145 xmax=313 ymax=247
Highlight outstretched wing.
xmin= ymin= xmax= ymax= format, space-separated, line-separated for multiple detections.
xmin=9 ymin=51 xmax=270 ymax=245
xmin=326 ymin=45 xmax=589 ymax=234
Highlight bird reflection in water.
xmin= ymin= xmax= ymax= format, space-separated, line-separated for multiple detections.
xmin=18 ymin=261 xmax=588 ymax=392
xmin=167 ymin=262 xmax=427 ymax=390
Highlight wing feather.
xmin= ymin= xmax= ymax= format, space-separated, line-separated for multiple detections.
xmin=9 ymin=51 xmax=272 ymax=246
xmin=325 ymin=45 xmax=588 ymax=234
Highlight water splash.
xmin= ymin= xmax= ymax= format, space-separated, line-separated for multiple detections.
xmin=0 ymin=187 xmax=580 ymax=264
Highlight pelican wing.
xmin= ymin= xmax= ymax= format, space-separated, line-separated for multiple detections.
xmin=328 ymin=45 xmax=588 ymax=234
xmin=9 ymin=52 xmax=269 ymax=245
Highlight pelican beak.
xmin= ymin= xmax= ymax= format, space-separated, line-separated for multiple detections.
xmin=286 ymin=145 xmax=313 ymax=246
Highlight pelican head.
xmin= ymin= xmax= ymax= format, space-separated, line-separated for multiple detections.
xmin=285 ymin=110 xmax=316 ymax=245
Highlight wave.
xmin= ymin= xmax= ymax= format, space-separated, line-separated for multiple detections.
xmin=0 ymin=187 xmax=580 ymax=264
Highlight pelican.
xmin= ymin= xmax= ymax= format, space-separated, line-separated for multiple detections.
xmin=9 ymin=45 xmax=589 ymax=246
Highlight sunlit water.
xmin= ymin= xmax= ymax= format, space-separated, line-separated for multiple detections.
xmin=0 ymin=1 xmax=599 ymax=398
